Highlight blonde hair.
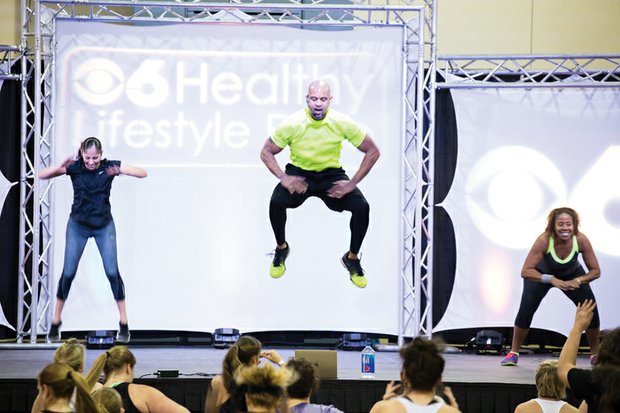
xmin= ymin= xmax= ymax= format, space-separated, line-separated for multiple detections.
xmin=53 ymin=338 xmax=85 ymax=373
xmin=535 ymin=360 xmax=565 ymax=399
xmin=92 ymin=387 xmax=124 ymax=413
xmin=38 ymin=362 xmax=99 ymax=413
xmin=235 ymin=364 xmax=291 ymax=411
xmin=88 ymin=346 xmax=137 ymax=385
xmin=52 ymin=339 xmax=102 ymax=390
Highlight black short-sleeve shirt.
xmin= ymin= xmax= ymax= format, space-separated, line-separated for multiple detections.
xmin=66 ymin=158 xmax=120 ymax=229
xmin=568 ymin=368 xmax=601 ymax=413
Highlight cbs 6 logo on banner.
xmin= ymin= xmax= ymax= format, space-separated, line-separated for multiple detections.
xmin=465 ymin=145 xmax=620 ymax=256
xmin=73 ymin=58 xmax=168 ymax=108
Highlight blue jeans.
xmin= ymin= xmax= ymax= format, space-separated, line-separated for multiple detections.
xmin=56 ymin=216 xmax=125 ymax=300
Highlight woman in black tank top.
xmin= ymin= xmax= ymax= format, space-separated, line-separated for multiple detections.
xmin=87 ymin=346 xmax=190 ymax=413
xmin=501 ymin=207 xmax=601 ymax=367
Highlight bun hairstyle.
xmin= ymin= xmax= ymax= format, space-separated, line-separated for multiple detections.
xmin=400 ymin=337 xmax=445 ymax=391
xmin=53 ymin=338 xmax=85 ymax=373
xmin=92 ymin=387 xmax=124 ymax=413
xmin=222 ymin=336 xmax=262 ymax=391
xmin=77 ymin=136 xmax=103 ymax=158
xmin=235 ymin=363 xmax=291 ymax=410
xmin=38 ymin=362 xmax=99 ymax=413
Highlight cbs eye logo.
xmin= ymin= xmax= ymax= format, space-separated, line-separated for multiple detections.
xmin=72 ymin=58 xmax=169 ymax=108
xmin=465 ymin=146 xmax=566 ymax=249
xmin=463 ymin=145 xmax=620 ymax=254
xmin=73 ymin=58 xmax=124 ymax=105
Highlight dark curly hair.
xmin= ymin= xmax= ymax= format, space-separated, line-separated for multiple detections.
xmin=286 ymin=358 xmax=320 ymax=399
xmin=596 ymin=328 xmax=620 ymax=367
xmin=594 ymin=364 xmax=620 ymax=413
xmin=400 ymin=337 xmax=445 ymax=391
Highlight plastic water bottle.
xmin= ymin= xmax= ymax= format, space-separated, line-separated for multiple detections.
xmin=361 ymin=345 xmax=375 ymax=379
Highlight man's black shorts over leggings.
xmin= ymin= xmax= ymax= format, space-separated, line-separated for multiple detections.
xmin=269 ymin=163 xmax=370 ymax=254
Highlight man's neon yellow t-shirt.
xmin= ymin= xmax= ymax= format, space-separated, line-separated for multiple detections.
xmin=271 ymin=108 xmax=366 ymax=172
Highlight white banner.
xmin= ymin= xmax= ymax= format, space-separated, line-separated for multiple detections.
xmin=437 ymin=85 xmax=620 ymax=335
xmin=53 ymin=21 xmax=404 ymax=333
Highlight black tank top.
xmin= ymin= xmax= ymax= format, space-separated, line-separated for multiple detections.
xmin=112 ymin=382 xmax=141 ymax=413
xmin=535 ymin=235 xmax=585 ymax=280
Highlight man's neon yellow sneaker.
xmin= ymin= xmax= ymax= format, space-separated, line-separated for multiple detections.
xmin=269 ymin=244 xmax=290 ymax=278
xmin=341 ymin=252 xmax=367 ymax=288
xmin=350 ymin=274 xmax=367 ymax=288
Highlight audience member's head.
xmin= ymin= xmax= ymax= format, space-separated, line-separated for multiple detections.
xmin=590 ymin=327 xmax=620 ymax=412
xmin=222 ymin=335 xmax=262 ymax=391
xmin=596 ymin=364 xmax=620 ymax=413
xmin=52 ymin=337 xmax=105 ymax=389
xmin=92 ymin=386 xmax=125 ymax=413
xmin=37 ymin=362 xmax=98 ymax=413
xmin=53 ymin=338 xmax=85 ymax=373
xmin=534 ymin=360 xmax=565 ymax=399
xmin=235 ymin=364 xmax=290 ymax=413
xmin=595 ymin=328 xmax=620 ymax=367
xmin=400 ymin=337 xmax=445 ymax=391
xmin=286 ymin=358 xmax=320 ymax=400
xmin=88 ymin=346 xmax=137 ymax=384
xmin=104 ymin=346 xmax=137 ymax=378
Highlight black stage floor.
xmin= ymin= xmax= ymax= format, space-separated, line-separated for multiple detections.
xmin=0 ymin=345 xmax=593 ymax=413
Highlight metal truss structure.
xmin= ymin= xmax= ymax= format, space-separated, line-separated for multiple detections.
xmin=437 ymin=54 xmax=620 ymax=89
xmin=411 ymin=0 xmax=437 ymax=339
xmin=0 ymin=45 xmax=23 ymax=81
xmin=16 ymin=0 xmax=55 ymax=343
xmin=17 ymin=0 xmax=434 ymax=344
xmin=18 ymin=1 xmax=619 ymax=346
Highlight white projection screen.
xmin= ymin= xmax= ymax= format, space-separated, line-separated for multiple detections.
xmin=52 ymin=21 xmax=404 ymax=333
xmin=436 ymin=84 xmax=620 ymax=335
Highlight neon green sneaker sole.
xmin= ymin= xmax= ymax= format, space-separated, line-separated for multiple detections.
xmin=270 ymin=264 xmax=286 ymax=278
xmin=350 ymin=274 xmax=367 ymax=288
xmin=500 ymin=352 xmax=519 ymax=366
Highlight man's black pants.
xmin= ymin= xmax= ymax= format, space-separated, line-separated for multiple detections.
xmin=269 ymin=164 xmax=370 ymax=254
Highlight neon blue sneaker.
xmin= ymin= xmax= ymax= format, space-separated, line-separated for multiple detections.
xmin=500 ymin=351 xmax=519 ymax=366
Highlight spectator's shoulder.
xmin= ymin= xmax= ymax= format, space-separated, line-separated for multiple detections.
xmin=369 ymin=399 xmax=405 ymax=413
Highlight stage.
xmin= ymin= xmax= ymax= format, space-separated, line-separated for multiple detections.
xmin=0 ymin=344 xmax=592 ymax=413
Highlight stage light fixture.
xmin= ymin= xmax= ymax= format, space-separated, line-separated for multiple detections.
xmin=85 ymin=330 xmax=116 ymax=349
xmin=213 ymin=328 xmax=240 ymax=349
xmin=472 ymin=329 xmax=503 ymax=354
xmin=341 ymin=333 xmax=369 ymax=351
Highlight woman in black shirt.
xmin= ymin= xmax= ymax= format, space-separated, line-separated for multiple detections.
xmin=39 ymin=137 xmax=147 ymax=343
